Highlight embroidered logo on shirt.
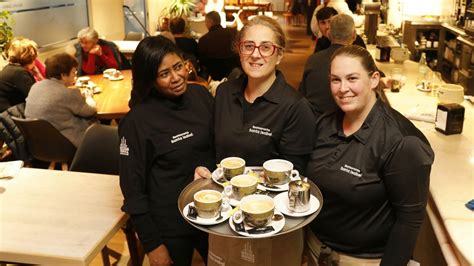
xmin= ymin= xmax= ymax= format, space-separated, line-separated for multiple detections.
xmin=340 ymin=164 xmax=362 ymax=177
xmin=120 ymin=137 xmax=129 ymax=156
xmin=171 ymin=131 xmax=194 ymax=144
xmin=248 ymin=125 xmax=272 ymax=137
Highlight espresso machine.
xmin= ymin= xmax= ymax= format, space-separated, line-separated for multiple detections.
xmin=364 ymin=2 xmax=381 ymax=44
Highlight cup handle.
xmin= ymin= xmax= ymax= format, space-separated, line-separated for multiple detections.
xmin=290 ymin=170 xmax=300 ymax=181
xmin=215 ymin=167 xmax=223 ymax=178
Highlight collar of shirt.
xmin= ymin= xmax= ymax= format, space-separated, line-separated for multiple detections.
xmin=231 ymin=70 xmax=287 ymax=105
xmin=330 ymin=98 xmax=384 ymax=144
xmin=151 ymin=88 xmax=190 ymax=110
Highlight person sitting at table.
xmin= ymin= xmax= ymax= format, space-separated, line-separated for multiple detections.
xmin=3 ymin=37 xmax=47 ymax=82
xmin=119 ymin=36 xmax=214 ymax=266
xmin=74 ymin=27 xmax=122 ymax=75
xmin=0 ymin=38 xmax=39 ymax=112
xmin=305 ymin=45 xmax=434 ymax=265
xmin=25 ymin=53 xmax=96 ymax=147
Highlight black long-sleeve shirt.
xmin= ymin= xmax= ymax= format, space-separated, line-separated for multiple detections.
xmin=307 ymin=99 xmax=434 ymax=265
xmin=118 ymin=85 xmax=215 ymax=252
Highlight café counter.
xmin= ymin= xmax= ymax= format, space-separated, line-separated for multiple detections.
xmin=375 ymin=59 xmax=474 ymax=265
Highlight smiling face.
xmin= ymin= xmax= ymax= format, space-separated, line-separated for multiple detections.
xmin=239 ymin=24 xmax=283 ymax=81
xmin=330 ymin=55 xmax=379 ymax=117
xmin=155 ymin=53 xmax=188 ymax=98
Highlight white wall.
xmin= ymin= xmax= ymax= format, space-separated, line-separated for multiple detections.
xmin=388 ymin=0 xmax=455 ymax=28
xmin=88 ymin=0 xmax=125 ymax=40
xmin=147 ymin=0 xmax=172 ymax=34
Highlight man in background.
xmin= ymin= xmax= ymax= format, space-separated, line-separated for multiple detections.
xmin=198 ymin=11 xmax=239 ymax=80
xmin=300 ymin=14 xmax=357 ymax=118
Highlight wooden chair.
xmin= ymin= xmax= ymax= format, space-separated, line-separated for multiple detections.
xmin=11 ymin=117 xmax=76 ymax=170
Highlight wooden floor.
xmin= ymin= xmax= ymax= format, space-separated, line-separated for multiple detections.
xmin=88 ymin=17 xmax=314 ymax=266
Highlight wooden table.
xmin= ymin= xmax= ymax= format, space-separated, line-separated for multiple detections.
xmin=0 ymin=168 xmax=126 ymax=265
xmin=89 ymin=70 xmax=132 ymax=120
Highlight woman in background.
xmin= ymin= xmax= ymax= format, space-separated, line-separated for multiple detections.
xmin=25 ymin=53 xmax=96 ymax=148
xmin=0 ymin=37 xmax=39 ymax=112
xmin=306 ymin=45 xmax=434 ymax=265
xmin=119 ymin=36 xmax=214 ymax=266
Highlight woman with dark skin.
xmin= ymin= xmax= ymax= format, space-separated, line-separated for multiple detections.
xmin=119 ymin=36 xmax=214 ymax=266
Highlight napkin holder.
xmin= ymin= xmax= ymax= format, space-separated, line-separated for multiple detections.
xmin=435 ymin=103 xmax=465 ymax=135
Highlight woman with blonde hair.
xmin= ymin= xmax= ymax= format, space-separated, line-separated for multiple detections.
xmin=0 ymin=37 xmax=40 ymax=112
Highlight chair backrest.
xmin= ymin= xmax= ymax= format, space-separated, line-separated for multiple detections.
xmin=124 ymin=31 xmax=145 ymax=41
xmin=70 ymin=124 xmax=119 ymax=175
xmin=11 ymin=117 xmax=76 ymax=163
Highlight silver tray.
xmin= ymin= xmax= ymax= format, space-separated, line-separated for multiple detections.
xmin=178 ymin=169 xmax=323 ymax=239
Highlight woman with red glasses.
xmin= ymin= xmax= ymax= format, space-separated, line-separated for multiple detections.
xmin=198 ymin=16 xmax=315 ymax=175
xmin=195 ymin=16 xmax=315 ymax=265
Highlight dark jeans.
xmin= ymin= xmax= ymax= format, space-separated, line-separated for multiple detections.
xmin=163 ymin=231 xmax=208 ymax=266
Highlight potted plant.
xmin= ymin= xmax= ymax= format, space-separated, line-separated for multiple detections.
xmin=162 ymin=0 xmax=196 ymax=18
xmin=0 ymin=11 xmax=14 ymax=59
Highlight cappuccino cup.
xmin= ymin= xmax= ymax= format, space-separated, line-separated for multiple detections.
xmin=263 ymin=159 xmax=299 ymax=185
xmin=230 ymin=174 xmax=258 ymax=200
xmin=193 ymin=189 xmax=222 ymax=219
xmin=216 ymin=157 xmax=246 ymax=181
xmin=240 ymin=194 xmax=274 ymax=227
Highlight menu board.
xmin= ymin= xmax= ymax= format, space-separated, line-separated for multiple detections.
xmin=0 ymin=0 xmax=89 ymax=48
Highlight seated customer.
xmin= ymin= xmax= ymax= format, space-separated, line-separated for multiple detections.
xmin=74 ymin=27 xmax=122 ymax=75
xmin=0 ymin=38 xmax=39 ymax=112
xmin=25 ymin=53 xmax=97 ymax=147
xmin=3 ymin=37 xmax=47 ymax=82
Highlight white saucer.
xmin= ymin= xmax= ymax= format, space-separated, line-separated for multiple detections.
xmin=211 ymin=167 xmax=254 ymax=187
xmin=183 ymin=202 xmax=231 ymax=225
xmin=228 ymin=209 xmax=285 ymax=238
xmin=274 ymin=192 xmax=320 ymax=217
xmin=108 ymin=75 xmax=124 ymax=81
xmin=416 ymin=84 xmax=431 ymax=92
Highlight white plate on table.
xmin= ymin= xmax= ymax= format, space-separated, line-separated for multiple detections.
xmin=274 ymin=192 xmax=320 ymax=217
xmin=228 ymin=209 xmax=285 ymax=238
xmin=416 ymin=84 xmax=431 ymax=92
xmin=182 ymin=202 xmax=231 ymax=226
xmin=108 ymin=75 xmax=124 ymax=81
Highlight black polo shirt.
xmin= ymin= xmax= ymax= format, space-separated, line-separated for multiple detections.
xmin=214 ymin=71 xmax=315 ymax=172
xmin=118 ymin=84 xmax=215 ymax=252
xmin=307 ymin=99 xmax=434 ymax=264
